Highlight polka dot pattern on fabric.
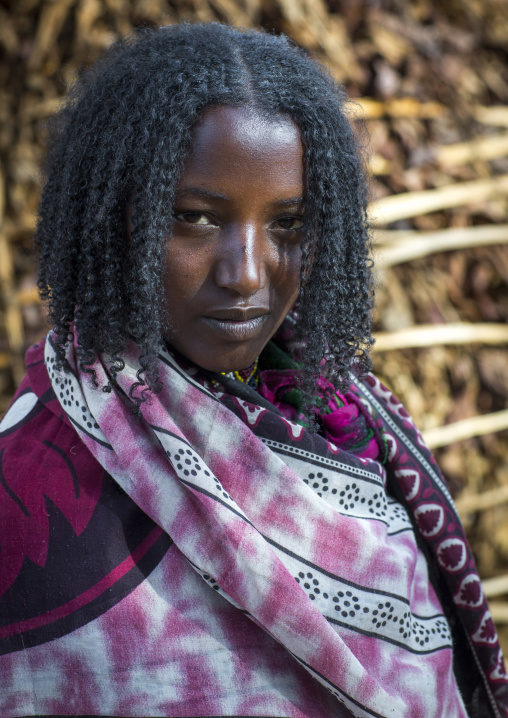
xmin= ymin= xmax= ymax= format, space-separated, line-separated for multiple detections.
xmin=160 ymin=434 xmax=247 ymax=519
xmin=289 ymin=560 xmax=452 ymax=654
xmin=45 ymin=340 xmax=109 ymax=447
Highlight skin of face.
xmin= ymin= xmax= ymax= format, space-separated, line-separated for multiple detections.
xmin=162 ymin=105 xmax=305 ymax=373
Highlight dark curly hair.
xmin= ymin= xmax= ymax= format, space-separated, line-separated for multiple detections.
xmin=35 ymin=22 xmax=374 ymax=409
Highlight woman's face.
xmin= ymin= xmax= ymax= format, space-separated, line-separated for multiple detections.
xmin=162 ymin=106 xmax=304 ymax=373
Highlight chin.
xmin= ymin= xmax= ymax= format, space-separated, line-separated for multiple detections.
xmin=205 ymin=356 xmax=258 ymax=374
xmin=200 ymin=347 xmax=262 ymax=374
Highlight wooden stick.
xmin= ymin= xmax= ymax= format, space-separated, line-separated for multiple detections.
xmin=28 ymin=0 xmax=76 ymax=71
xmin=16 ymin=286 xmax=40 ymax=306
xmin=0 ymin=353 xmax=12 ymax=371
xmin=372 ymin=229 xmax=419 ymax=245
xmin=374 ymin=225 xmax=508 ymax=267
xmin=370 ymin=134 xmax=508 ymax=173
xmin=0 ymin=233 xmax=25 ymax=385
xmin=349 ymin=100 xmax=508 ymax=125
xmin=423 ymin=410 xmax=508 ymax=449
xmin=3 ymin=216 xmax=37 ymax=238
xmin=488 ymin=603 xmax=508 ymax=623
xmin=0 ymin=163 xmax=26 ymax=384
xmin=436 ymin=134 xmax=508 ymax=167
xmin=209 ymin=0 xmax=253 ymax=27
xmin=349 ymin=97 xmax=446 ymax=120
xmin=369 ymin=155 xmax=393 ymax=176
xmin=475 ymin=106 xmax=508 ymax=128
xmin=369 ymin=174 xmax=508 ymax=225
xmin=481 ymin=575 xmax=508 ymax=599
xmin=21 ymin=96 xmax=61 ymax=121
xmin=373 ymin=323 xmax=508 ymax=351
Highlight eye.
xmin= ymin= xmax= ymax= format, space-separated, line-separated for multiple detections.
xmin=174 ymin=211 xmax=216 ymax=226
xmin=273 ymin=216 xmax=304 ymax=230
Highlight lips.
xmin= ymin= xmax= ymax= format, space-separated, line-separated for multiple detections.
xmin=204 ymin=307 xmax=269 ymax=322
xmin=202 ymin=307 xmax=269 ymax=340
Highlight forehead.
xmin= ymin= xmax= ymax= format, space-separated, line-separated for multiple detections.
xmin=178 ymin=106 xmax=304 ymax=195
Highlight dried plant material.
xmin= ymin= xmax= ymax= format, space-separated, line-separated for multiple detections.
xmin=0 ymin=232 xmax=25 ymax=384
xmin=455 ymin=484 xmax=508 ymax=518
xmin=3 ymin=216 xmax=37 ymax=239
xmin=75 ymin=0 xmax=104 ymax=48
xmin=16 ymin=285 xmax=39 ymax=306
xmin=373 ymin=346 xmax=455 ymax=430
xmin=436 ymin=133 xmax=508 ymax=168
xmin=375 ymin=269 xmax=415 ymax=330
xmin=477 ymin=349 xmax=508 ymax=397
xmin=489 ymin=604 xmax=508 ymax=623
xmin=475 ymin=105 xmax=508 ymax=127
xmin=374 ymin=225 xmax=508 ymax=268
xmin=0 ymin=162 xmax=4 ymax=225
xmin=132 ymin=0 xmax=173 ymax=23
xmin=370 ymin=174 xmax=508 ymax=225
xmin=210 ymin=0 xmax=253 ymax=27
xmin=482 ymin=576 xmax=508 ymax=599
xmin=0 ymin=353 xmax=13 ymax=371
xmin=423 ymin=410 xmax=508 ymax=449
xmin=28 ymin=0 xmax=76 ymax=71
xmin=348 ymin=97 xmax=446 ymax=120
xmin=374 ymin=322 xmax=508 ymax=351
xmin=20 ymin=96 xmax=62 ymax=121
xmin=279 ymin=0 xmax=361 ymax=82
xmin=0 ymin=9 xmax=19 ymax=57
xmin=372 ymin=229 xmax=419 ymax=245
xmin=368 ymin=24 xmax=411 ymax=67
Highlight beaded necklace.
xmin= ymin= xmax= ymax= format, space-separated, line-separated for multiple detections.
xmin=220 ymin=358 xmax=259 ymax=389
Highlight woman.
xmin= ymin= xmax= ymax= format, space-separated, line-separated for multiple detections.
xmin=0 ymin=23 xmax=506 ymax=718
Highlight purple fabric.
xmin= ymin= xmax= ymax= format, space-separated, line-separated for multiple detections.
xmin=0 ymin=333 xmax=507 ymax=717
xmin=257 ymin=370 xmax=382 ymax=460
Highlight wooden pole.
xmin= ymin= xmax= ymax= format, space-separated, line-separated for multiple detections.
xmin=373 ymin=323 xmax=508 ymax=351
xmin=373 ymin=225 xmax=508 ymax=268
xmin=369 ymin=174 xmax=508 ymax=225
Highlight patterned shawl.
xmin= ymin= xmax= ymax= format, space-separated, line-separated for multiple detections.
xmin=0 ymin=330 xmax=507 ymax=718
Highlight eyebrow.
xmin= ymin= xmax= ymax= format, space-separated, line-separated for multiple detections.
xmin=175 ymin=187 xmax=305 ymax=208
xmin=273 ymin=197 xmax=305 ymax=208
xmin=174 ymin=187 xmax=230 ymax=201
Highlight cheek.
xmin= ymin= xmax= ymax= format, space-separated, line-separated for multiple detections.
xmin=163 ymin=246 xmax=208 ymax=301
xmin=275 ymin=245 xmax=301 ymax=306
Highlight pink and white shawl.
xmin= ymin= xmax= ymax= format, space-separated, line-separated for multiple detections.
xmin=0 ymin=331 xmax=507 ymax=718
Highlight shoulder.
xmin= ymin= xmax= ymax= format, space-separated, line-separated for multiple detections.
xmin=0 ymin=338 xmax=104 ymax=496
xmin=350 ymin=370 xmax=422 ymax=436
xmin=0 ymin=340 xmax=105 ymax=599
xmin=1 ymin=337 xmax=82 ymax=452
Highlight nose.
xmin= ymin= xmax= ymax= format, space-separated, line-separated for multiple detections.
xmin=214 ymin=223 xmax=267 ymax=297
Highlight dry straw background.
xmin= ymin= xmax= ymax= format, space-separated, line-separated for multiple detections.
xmin=1 ymin=0 xmax=508 ymax=649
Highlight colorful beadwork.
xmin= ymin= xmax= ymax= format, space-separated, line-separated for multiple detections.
xmin=221 ymin=358 xmax=259 ymax=388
